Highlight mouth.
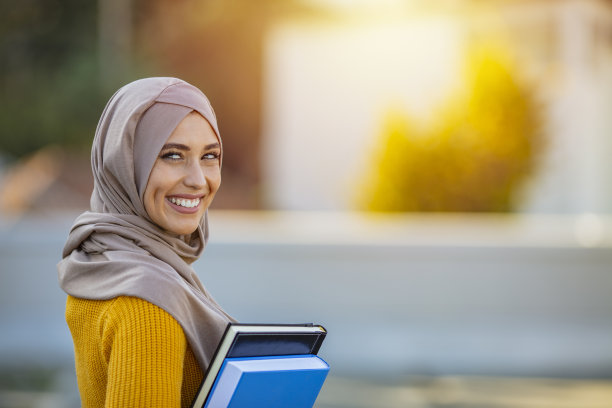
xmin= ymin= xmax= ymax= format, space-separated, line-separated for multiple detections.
xmin=166 ymin=195 xmax=203 ymax=214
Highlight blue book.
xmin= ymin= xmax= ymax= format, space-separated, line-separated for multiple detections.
xmin=191 ymin=323 xmax=328 ymax=408
xmin=204 ymin=355 xmax=329 ymax=408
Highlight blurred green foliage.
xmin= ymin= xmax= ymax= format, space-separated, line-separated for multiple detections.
xmin=0 ymin=0 xmax=142 ymax=159
xmin=364 ymin=45 xmax=543 ymax=212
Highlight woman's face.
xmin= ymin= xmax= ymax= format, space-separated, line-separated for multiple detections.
xmin=144 ymin=112 xmax=221 ymax=235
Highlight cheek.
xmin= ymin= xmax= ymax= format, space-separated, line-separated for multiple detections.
xmin=143 ymin=168 xmax=169 ymax=213
xmin=207 ymin=168 xmax=222 ymax=191
xmin=143 ymin=188 xmax=158 ymax=220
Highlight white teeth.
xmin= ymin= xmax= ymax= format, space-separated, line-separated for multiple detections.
xmin=169 ymin=197 xmax=200 ymax=208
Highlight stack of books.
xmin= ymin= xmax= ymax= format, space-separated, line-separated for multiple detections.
xmin=191 ymin=323 xmax=329 ymax=408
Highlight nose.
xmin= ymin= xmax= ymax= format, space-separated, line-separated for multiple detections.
xmin=184 ymin=162 xmax=207 ymax=191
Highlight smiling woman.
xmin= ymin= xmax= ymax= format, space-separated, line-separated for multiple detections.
xmin=57 ymin=78 xmax=235 ymax=408
xmin=144 ymin=112 xmax=222 ymax=236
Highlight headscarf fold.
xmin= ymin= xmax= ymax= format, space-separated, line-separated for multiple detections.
xmin=58 ymin=77 xmax=235 ymax=371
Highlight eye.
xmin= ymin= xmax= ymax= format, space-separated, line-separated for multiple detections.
xmin=161 ymin=151 xmax=182 ymax=160
xmin=202 ymin=152 xmax=220 ymax=160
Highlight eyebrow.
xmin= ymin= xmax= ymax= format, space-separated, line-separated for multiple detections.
xmin=161 ymin=143 xmax=189 ymax=151
xmin=204 ymin=143 xmax=221 ymax=150
xmin=161 ymin=142 xmax=221 ymax=151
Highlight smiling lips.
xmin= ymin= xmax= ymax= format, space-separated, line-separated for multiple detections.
xmin=166 ymin=195 xmax=203 ymax=214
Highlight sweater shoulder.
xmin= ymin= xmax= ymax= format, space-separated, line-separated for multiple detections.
xmin=104 ymin=296 xmax=179 ymax=325
xmin=66 ymin=295 xmax=179 ymax=323
xmin=66 ymin=295 xmax=186 ymax=347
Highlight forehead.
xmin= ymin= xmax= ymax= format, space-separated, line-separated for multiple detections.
xmin=167 ymin=112 xmax=219 ymax=145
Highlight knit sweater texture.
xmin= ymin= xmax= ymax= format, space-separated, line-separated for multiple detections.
xmin=66 ymin=295 xmax=203 ymax=408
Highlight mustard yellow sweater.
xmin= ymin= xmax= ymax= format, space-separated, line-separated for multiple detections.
xmin=66 ymin=295 xmax=203 ymax=408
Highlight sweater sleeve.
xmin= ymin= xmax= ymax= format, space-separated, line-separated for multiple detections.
xmin=102 ymin=296 xmax=187 ymax=408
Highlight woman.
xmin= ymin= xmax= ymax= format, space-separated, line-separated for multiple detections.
xmin=58 ymin=77 xmax=235 ymax=407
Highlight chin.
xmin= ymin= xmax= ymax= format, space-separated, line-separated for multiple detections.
xmin=162 ymin=217 xmax=201 ymax=236
xmin=155 ymin=209 xmax=205 ymax=236
xmin=171 ymin=225 xmax=200 ymax=236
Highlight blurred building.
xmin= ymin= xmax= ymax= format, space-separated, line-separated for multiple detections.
xmin=261 ymin=0 xmax=612 ymax=213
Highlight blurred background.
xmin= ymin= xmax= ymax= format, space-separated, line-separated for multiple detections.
xmin=1 ymin=0 xmax=612 ymax=407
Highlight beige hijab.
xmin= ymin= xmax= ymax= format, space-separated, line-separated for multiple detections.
xmin=58 ymin=77 xmax=235 ymax=371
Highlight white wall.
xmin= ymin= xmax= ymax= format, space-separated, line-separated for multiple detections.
xmin=262 ymin=18 xmax=464 ymax=210
xmin=523 ymin=0 xmax=612 ymax=213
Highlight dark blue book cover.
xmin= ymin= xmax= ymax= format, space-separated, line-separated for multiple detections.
xmin=204 ymin=355 xmax=329 ymax=408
